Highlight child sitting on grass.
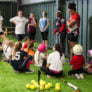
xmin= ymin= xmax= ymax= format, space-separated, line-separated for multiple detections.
xmin=85 ymin=50 xmax=92 ymax=74
xmin=10 ymin=41 xmax=34 ymax=73
xmin=68 ymin=44 xmax=85 ymax=79
xmin=22 ymin=37 xmax=32 ymax=51
xmin=24 ymin=43 xmax=35 ymax=64
xmin=34 ymin=43 xmax=47 ymax=67
xmin=40 ymin=44 xmax=65 ymax=78
xmin=3 ymin=40 xmax=15 ymax=63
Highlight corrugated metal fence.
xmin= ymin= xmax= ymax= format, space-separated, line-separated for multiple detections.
xmin=0 ymin=2 xmax=17 ymax=27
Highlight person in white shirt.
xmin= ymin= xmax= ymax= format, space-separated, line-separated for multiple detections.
xmin=0 ymin=11 xmax=7 ymax=57
xmin=3 ymin=40 xmax=15 ymax=63
xmin=40 ymin=44 xmax=65 ymax=77
xmin=0 ymin=11 xmax=7 ymax=41
xmin=10 ymin=10 xmax=28 ymax=41
xmin=34 ymin=43 xmax=47 ymax=67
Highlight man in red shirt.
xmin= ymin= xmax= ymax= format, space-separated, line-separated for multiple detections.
xmin=68 ymin=44 xmax=85 ymax=79
xmin=67 ymin=2 xmax=80 ymax=59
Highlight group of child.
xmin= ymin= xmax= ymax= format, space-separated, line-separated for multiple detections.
xmin=0 ymin=36 xmax=92 ymax=79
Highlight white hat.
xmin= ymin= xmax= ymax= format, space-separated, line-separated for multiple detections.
xmin=73 ymin=44 xmax=83 ymax=55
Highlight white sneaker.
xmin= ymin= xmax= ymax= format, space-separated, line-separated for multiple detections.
xmin=74 ymin=74 xmax=81 ymax=79
xmin=79 ymin=73 xmax=84 ymax=79
xmin=47 ymin=75 xmax=55 ymax=78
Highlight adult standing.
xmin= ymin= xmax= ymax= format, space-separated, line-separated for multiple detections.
xmin=0 ymin=11 xmax=7 ymax=40
xmin=67 ymin=2 xmax=80 ymax=59
xmin=53 ymin=9 xmax=66 ymax=53
xmin=27 ymin=13 xmax=37 ymax=44
xmin=39 ymin=11 xmax=49 ymax=47
xmin=10 ymin=10 xmax=28 ymax=41
xmin=0 ymin=11 xmax=7 ymax=57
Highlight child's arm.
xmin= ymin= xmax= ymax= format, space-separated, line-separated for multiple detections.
xmin=85 ymin=64 xmax=91 ymax=68
xmin=43 ymin=18 xmax=49 ymax=32
xmin=39 ymin=19 xmax=43 ymax=32
xmin=46 ymin=63 xmax=50 ymax=68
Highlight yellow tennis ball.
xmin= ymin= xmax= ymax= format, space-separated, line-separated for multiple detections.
xmin=45 ymin=85 xmax=50 ymax=90
xmin=55 ymin=86 xmax=61 ymax=91
xmin=40 ymin=86 xmax=44 ymax=91
xmin=30 ymin=85 xmax=35 ymax=90
xmin=55 ymin=83 xmax=61 ymax=87
xmin=31 ymin=80 xmax=36 ymax=84
xmin=26 ymin=84 xmax=31 ymax=89
xmin=34 ymin=84 xmax=38 ymax=88
xmin=47 ymin=83 xmax=53 ymax=88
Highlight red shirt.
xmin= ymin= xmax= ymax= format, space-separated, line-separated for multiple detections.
xmin=27 ymin=18 xmax=36 ymax=33
xmin=68 ymin=13 xmax=80 ymax=35
xmin=70 ymin=55 xmax=85 ymax=69
xmin=23 ymin=43 xmax=28 ymax=51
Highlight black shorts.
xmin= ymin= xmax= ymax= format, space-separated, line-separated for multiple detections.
xmin=0 ymin=32 xmax=4 ymax=35
xmin=67 ymin=33 xmax=78 ymax=42
xmin=28 ymin=33 xmax=36 ymax=40
xmin=41 ymin=31 xmax=48 ymax=40
xmin=16 ymin=34 xmax=24 ymax=41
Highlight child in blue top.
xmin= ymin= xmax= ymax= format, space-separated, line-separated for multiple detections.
xmin=10 ymin=41 xmax=34 ymax=73
xmin=39 ymin=11 xmax=49 ymax=48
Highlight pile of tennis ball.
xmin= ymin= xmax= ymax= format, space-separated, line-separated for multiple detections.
xmin=26 ymin=80 xmax=61 ymax=91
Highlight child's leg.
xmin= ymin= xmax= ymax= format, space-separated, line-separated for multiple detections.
xmin=42 ymin=60 xmax=47 ymax=67
xmin=68 ymin=69 xmax=78 ymax=75
xmin=18 ymin=56 xmax=32 ymax=71
xmin=40 ymin=66 xmax=53 ymax=76
xmin=60 ymin=33 xmax=66 ymax=53
xmin=56 ymin=34 xmax=59 ymax=44
xmin=40 ymin=66 xmax=62 ymax=77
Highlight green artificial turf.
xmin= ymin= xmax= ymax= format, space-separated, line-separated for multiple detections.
xmin=0 ymin=35 xmax=92 ymax=92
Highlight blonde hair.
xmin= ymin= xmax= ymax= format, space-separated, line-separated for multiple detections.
xmin=12 ymin=41 xmax=22 ymax=59
xmin=8 ymin=40 xmax=14 ymax=47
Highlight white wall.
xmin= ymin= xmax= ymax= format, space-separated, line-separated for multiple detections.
xmin=22 ymin=0 xmax=54 ymax=5
xmin=0 ymin=0 xmax=17 ymax=2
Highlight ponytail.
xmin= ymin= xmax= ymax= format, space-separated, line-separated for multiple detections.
xmin=54 ymin=44 xmax=62 ymax=58
xmin=12 ymin=41 xmax=22 ymax=59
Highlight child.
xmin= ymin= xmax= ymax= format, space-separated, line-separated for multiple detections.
xmin=22 ymin=37 xmax=31 ymax=51
xmin=39 ymin=11 xmax=49 ymax=47
xmin=34 ymin=43 xmax=46 ymax=67
xmin=10 ymin=41 xmax=34 ymax=73
xmin=85 ymin=62 xmax=92 ymax=74
xmin=68 ymin=44 xmax=85 ymax=79
xmin=40 ymin=44 xmax=65 ymax=78
xmin=3 ymin=40 xmax=15 ymax=63
xmin=10 ymin=10 xmax=28 ymax=41
xmin=24 ymin=43 xmax=35 ymax=64
xmin=85 ymin=50 xmax=92 ymax=74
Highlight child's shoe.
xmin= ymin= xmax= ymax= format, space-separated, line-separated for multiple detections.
xmin=72 ymin=74 xmax=80 ymax=79
xmin=79 ymin=73 xmax=84 ymax=79
xmin=25 ymin=69 xmax=34 ymax=73
xmin=47 ymin=75 xmax=55 ymax=78
xmin=75 ymin=74 xmax=81 ymax=79
xmin=14 ymin=70 xmax=20 ymax=74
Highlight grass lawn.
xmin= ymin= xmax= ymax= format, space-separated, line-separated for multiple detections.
xmin=0 ymin=35 xmax=92 ymax=92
